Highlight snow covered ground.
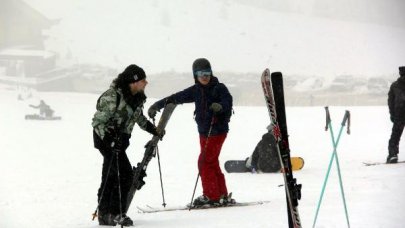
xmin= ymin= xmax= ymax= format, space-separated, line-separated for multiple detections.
xmin=28 ymin=0 xmax=405 ymax=77
xmin=1 ymin=89 xmax=405 ymax=228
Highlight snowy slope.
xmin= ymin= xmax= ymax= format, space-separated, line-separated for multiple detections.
xmin=1 ymin=89 xmax=405 ymax=228
xmin=26 ymin=0 xmax=405 ymax=77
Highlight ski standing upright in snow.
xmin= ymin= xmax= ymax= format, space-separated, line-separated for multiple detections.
xmin=123 ymin=103 xmax=177 ymax=215
xmin=261 ymin=69 xmax=302 ymax=228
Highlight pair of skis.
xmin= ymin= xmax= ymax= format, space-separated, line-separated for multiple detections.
xmin=137 ymin=201 xmax=270 ymax=213
xmin=123 ymin=103 xmax=177 ymax=215
xmin=261 ymin=69 xmax=302 ymax=228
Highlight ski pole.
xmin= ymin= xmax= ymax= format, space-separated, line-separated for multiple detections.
xmin=153 ymin=119 xmax=166 ymax=207
xmin=115 ymin=150 xmax=124 ymax=228
xmin=153 ymin=118 xmax=167 ymax=208
xmin=329 ymin=110 xmax=351 ymax=228
xmin=312 ymin=107 xmax=350 ymax=228
xmin=189 ymin=117 xmax=215 ymax=210
xmin=156 ymin=147 xmax=167 ymax=207
xmin=189 ymin=173 xmax=200 ymax=211
xmin=92 ymin=150 xmax=115 ymax=220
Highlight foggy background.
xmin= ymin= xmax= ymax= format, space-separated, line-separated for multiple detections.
xmin=1 ymin=0 xmax=405 ymax=106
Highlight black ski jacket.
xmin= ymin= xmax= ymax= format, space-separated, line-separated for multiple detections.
xmin=251 ymin=132 xmax=281 ymax=172
xmin=388 ymin=76 xmax=405 ymax=122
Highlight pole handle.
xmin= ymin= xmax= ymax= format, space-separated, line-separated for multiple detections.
xmin=341 ymin=110 xmax=351 ymax=135
xmin=324 ymin=106 xmax=331 ymax=131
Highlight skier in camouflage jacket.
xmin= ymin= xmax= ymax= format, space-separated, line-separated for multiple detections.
xmin=387 ymin=66 xmax=405 ymax=163
xmin=92 ymin=64 xmax=162 ymax=226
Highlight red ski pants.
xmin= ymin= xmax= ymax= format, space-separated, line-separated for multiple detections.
xmin=198 ymin=133 xmax=228 ymax=201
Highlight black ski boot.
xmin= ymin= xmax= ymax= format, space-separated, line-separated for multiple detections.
xmin=193 ymin=195 xmax=215 ymax=207
xmin=219 ymin=193 xmax=236 ymax=206
xmin=98 ymin=213 xmax=117 ymax=226
xmin=386 ymin=154 xmax=398 ymax=164
xmin=114 ymin=214 xmax=134 ymax=226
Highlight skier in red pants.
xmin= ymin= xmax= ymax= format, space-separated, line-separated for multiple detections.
xmin=148 ymin=58 xmax=234 ymax=206
xmin=199 ymin=134 xmax=228 ymax=202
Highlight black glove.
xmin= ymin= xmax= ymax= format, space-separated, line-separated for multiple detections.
xmin=106 ymin=127 xmax=130 ymax=153
xmin=146 ymin=122 xmax=165 ymax=140
xmin=105 ymin=126 xmax=117 ymax=139
xmin=166 ymin=95 xmax=176 ymax=105
xmin=210 ymin=102 xmax=222 ymax=113
xmin=148 ymin=103 xmax=160 ymax=119
xmin=104 ymin=126 xmax=118 ymax=148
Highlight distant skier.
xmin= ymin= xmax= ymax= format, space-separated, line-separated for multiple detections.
xmin=29 ymin=100 xmax=54 ymax=118
xmin=245 ymin=126 xmax=282 ymax=173
xmin=92 ymin=64 xmax=163 ymax=226
xmin=387 ymin=66 xmax=405 ymax=163
xmin=148 ymin=58 xmax=234 ymax=206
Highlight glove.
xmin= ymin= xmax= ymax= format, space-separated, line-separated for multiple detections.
xmin=148 ymin=103 xmax=160 ymax=119
xmin=166 ymin=95 xmax=176 ymax=105
xmin=146 ymin=121 xmax=165 ymax=140
xmin=106 ymin=126 xmax=117 ymax=138
xmin=106 ymin=127 xmax=130 ymax=153
xmin=210 ymin=102 xmax=222 ymax=113
xmin=104 ymin=126 xmax=118 ymax=147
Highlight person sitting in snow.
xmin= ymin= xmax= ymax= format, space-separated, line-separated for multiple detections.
xmin=245 ymin=126 xmax=281 ymax=173
xmin=148 ymin=58 xmax=234 ymax=207
xmin=387 ymin=66 xmax=405 ymax=163
xmin=29 ymin=100 xmax=54 ymax=118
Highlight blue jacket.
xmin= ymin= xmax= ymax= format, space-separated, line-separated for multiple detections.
xmin=154 ymin=76 xmax=233 ymax=136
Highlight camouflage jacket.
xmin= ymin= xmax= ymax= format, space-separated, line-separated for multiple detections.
xmin=92 ymin=84 xmax=149 ymax=139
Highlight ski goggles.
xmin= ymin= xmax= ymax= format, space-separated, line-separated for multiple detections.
xmin=194 ymin=70 xmax=212 ymax=78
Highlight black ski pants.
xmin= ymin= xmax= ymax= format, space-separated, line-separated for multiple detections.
xmin=388 ymin=121 xmax=405 ymax=155
xmin=94 ymin=131 xmax=133 ymax=215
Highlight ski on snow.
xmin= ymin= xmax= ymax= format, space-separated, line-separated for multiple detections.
xmin=137 ymin=201 xmax=270 ymax=213
xmin=363 ymin=161 xmax=405 ymax=166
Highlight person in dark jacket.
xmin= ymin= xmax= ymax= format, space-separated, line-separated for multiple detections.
xmin=92 ymin=64 xmax=163 ymax=226
xmin=245 ymin=126 xmax=281 ymax=173
xmin=387 ymin=66 xmax=405 ymax=163
xmin=29 ymin=100 xmax=54 ymax=117
xmin=148 ymin=58 xmax=233 ymax=206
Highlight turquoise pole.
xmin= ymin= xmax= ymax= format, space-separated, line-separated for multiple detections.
xmin=312 ymin=108 xmax=350 ymax=228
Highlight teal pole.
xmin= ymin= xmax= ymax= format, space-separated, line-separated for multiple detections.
xmin=312 ymin=108 xmax=351 ymax=228
xmin=331 ymin=111 xmax=351 ymax=228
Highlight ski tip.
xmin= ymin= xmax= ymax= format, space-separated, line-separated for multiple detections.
xmin=271 ymin=71 xmax=282 ymax=77
xmin=263 ymin=68 xmax=270 ymax=74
